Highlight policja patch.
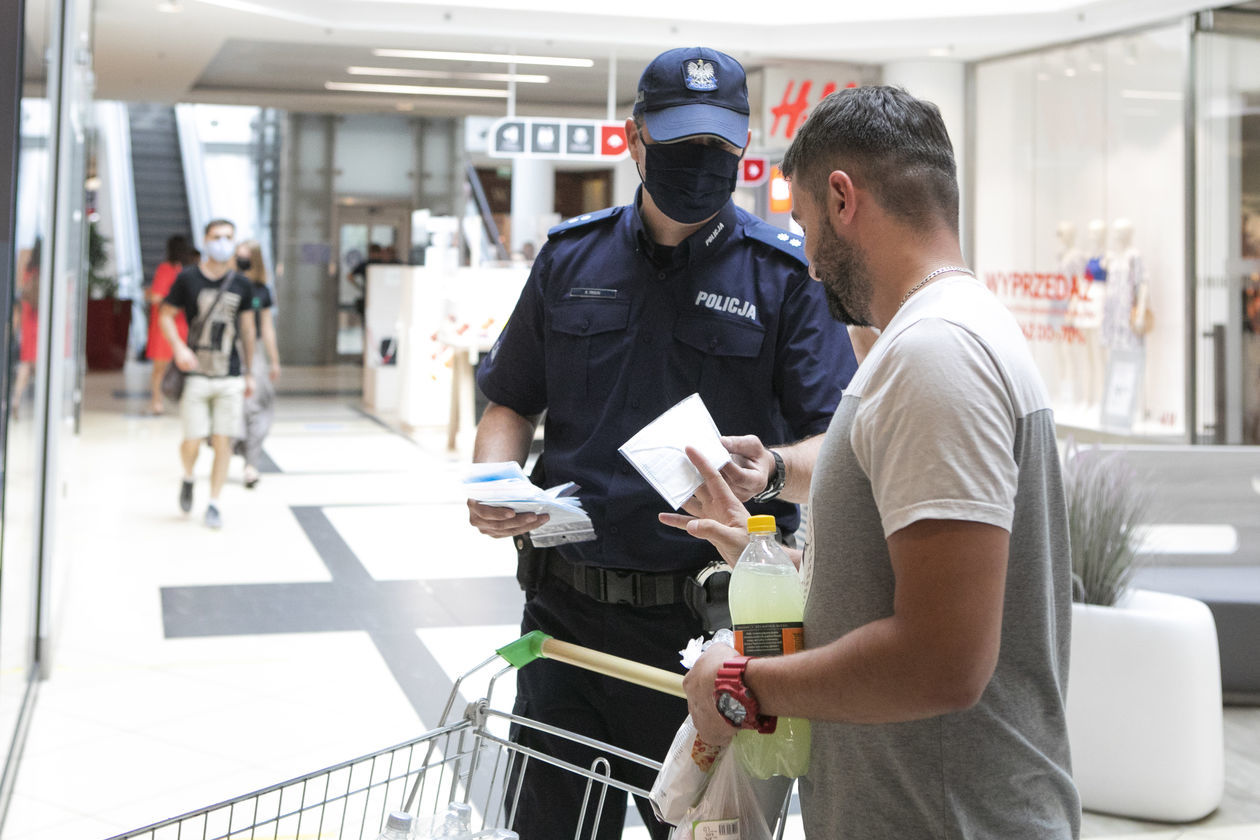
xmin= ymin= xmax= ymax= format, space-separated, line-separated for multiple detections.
xmin=684 ymin=59 xmax=717 ymax=91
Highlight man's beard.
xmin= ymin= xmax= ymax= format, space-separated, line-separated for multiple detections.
xmin=811 ymin=222 xmax=874 ymax=327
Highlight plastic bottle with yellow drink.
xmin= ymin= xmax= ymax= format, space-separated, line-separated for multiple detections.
xmin=729 ymin=514 xmax=811 ymax=779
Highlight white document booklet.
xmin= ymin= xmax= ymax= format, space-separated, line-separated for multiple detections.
xmin=619 ymin=393 xmax=731 ymax=510
xmin=463 ymin=462 xmax=596 ymax=547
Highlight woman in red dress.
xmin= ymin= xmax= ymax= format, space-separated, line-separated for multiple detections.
xmin=145 ymin=234 xmax=192 ymax=414
xmin=11 ymin=239 xmax=41 ymax=419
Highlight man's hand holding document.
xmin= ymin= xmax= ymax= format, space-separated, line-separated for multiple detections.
xmin=619 ymin=393 xmax=732 ymax=509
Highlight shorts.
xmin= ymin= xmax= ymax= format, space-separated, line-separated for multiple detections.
xmin=180 ymin=374 xmax=245 ymax=440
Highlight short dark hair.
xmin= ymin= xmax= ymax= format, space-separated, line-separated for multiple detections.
xmin=204 ymin=218 xmax=235 ymax=237
xmin=165 ymin=234 xmax=193 ymax=264
xmin=780 ymin=86 xmax=959 ymax=234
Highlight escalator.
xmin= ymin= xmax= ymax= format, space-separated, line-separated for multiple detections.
xmin=127 ymin=103 xmax=193 ymax=284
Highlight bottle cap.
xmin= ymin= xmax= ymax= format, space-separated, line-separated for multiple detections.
xmin=385 ymin=811 xmax=414 ymax=833
xmin=746 ymin=514 xmax=776 ymax=533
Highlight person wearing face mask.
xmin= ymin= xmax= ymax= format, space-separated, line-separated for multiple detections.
xmin=159 ymin=218 xmax=256 ymax=530
xmin=232 ymin=239 xmax=281 ymax=489
xmin=467 ymin=47 xmax=856 ymax=840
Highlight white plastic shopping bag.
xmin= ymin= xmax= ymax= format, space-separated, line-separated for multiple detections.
xmin=668 ymin=741 xmax=773 ymax=840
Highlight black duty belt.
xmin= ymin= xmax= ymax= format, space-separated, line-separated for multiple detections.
xmin=543 ymin=552 xmax=691 ymax=608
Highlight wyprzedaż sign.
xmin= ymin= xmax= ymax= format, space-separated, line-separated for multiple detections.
xmin=490 ymin=117 xmax=629 ymax=161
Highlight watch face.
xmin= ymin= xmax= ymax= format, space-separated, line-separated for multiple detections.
xmin=716 ymin=692 xmax=747 ymax=726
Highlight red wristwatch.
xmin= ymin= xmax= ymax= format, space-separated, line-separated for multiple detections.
xmin=713 ymin=656 xmax=777 ymax=734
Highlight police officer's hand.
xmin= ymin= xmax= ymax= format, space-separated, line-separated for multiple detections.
xmin=684 ymin=642 xmax=738 ymax=747
xmin=718 ymin=435 xmax=775 ymax=502
xmin=467 ymin=500 xmax=550 ymax=538
xmin=659 ymin=446 xmax=749 ymax=567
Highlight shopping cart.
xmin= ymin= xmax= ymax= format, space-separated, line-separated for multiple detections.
xmin=106 ymin=646 xmax=794 ymax=840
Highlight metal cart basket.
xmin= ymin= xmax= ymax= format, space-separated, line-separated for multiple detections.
xmin=106 ymin=652 xmax=792 ymax=840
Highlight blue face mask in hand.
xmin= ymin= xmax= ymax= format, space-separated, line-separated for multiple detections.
xmin=643 ymin=141 xmax=740 ymax=224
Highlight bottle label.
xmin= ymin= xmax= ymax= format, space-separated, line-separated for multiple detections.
xmin=734 ymin=622 xmax=803 ymax=657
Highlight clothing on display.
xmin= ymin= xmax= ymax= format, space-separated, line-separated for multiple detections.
xmin=1102 ymin=220 xmax=1146 ymax=352
xmin=1057 ymin=221 xmax=1102 ymax=408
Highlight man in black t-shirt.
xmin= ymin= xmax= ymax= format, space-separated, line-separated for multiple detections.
xmin=159 ymin=218 xmax=256 ymax=529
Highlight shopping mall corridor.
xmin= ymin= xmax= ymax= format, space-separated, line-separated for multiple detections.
xmin=1 ymin=364 xmax=1258 ymax=839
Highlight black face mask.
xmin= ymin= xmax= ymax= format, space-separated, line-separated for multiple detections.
xmin=235 ymin=257 xmax=252 ymax=272
xmin=643 ymin=142 xmax=739 ymax=224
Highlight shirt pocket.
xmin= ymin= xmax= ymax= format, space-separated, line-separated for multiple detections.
xmin=549 ymin=299 xmax=631 ymax=408
xmin=673 ymin=312 xmax=767 ymax=400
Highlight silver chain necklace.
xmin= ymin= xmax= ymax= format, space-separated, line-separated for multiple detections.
xmin=898 ymin=265 xmax=975 ymax=310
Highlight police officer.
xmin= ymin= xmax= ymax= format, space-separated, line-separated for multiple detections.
xmin=467 ymin=46 xmax=857 ymax=840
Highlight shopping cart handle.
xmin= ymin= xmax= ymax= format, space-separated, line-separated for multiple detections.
xmin=497 ymin=630 xmax=687 ymax=699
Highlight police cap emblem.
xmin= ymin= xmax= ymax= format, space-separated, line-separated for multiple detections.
xmin=684 ymin=59 xmax=717 ymax=91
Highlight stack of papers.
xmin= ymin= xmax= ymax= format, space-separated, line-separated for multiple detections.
xmin=619 ymin=393 xmax=731 ymax=510
xmin=464 ymin=462 xmax=596 ymax=547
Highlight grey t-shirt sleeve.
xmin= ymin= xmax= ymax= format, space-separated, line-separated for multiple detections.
xmin=851 ymin=317 xmax=1018 ymax=537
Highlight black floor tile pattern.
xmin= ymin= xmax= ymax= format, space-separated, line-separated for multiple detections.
xmin=160 ymin=505 xmax=523 ymax=723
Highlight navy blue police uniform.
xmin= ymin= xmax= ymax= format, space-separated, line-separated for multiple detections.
xmin=476 ymin=191 xmax=857 ymax=839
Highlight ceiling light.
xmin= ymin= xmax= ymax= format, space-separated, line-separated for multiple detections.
xmin=927 ymin=46 xmax=952 ymax=58
xmin=324 ymin=81 xmax=509 ymax=98
xmin=372 ymin=48 xmax=593 ymax=68
xmin=347 ymin=66 xmax=550 ymax=84
xmin=157 ymin=0 xmax=181 ymax=10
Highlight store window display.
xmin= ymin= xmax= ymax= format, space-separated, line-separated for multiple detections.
xmin=1060 ymin=220 xmax=1101 ymax=408
xmin=973 ymin=23 xmax=1187 ymax=437
xmin=1103 ymin=218 xmax=1149 ymax=353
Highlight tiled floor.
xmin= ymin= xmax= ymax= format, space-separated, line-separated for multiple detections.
xmin=2 ymin=363 xmax=1258 ymax=839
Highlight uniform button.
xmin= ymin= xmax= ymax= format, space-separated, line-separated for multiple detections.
xmin=582 ymin=318 xmax=590 ymax=331
xmin=609 ymin=525 xmax=620 ymax=535
xmin=631 ymin=399 xmax=640 ymax=409
xmin=657 ymin=272 xmax=666 ymax=280
xmin=709 ymin=338 xmax=719 ymax=350
xmin=641 ymin=334 xmax=651 ymax=344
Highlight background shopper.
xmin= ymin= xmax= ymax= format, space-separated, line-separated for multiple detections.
xmin=159 ymin=218 xmax=256 ymax=529
xmin=145 ymin=234 xmax=194 ymax=414
xmin=233 ymin=239 xmax=280 ymax=488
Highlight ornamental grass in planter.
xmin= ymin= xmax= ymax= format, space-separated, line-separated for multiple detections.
xmin=1062 ymin=438 xmax=1149 ymax=606
xmin=1062 ymin=439 xmax=1223 ymax=822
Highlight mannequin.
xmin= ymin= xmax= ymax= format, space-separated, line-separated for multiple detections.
xmin=1085 ymin=219 xmax=1108 ymax=287
xmin=1058 ymin=220 xmax=1102 ymax=407
xmin=1103 ymin=217 xmax=1147 ymax=352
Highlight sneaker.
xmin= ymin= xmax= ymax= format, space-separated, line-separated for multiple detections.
xmin=179 ymin=479 xmax=194 ymax=513
xmin=243 ymin=465 xmax=260 ymax=489
xmin=204 ymin=504 xmax=223 ymax=530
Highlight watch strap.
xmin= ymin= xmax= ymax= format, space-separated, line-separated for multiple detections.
xmin=750 ymin=449 xmax=786 ymax=503
xmin=714 ymin=656 xmax=777 ymax=733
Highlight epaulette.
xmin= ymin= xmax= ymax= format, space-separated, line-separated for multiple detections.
xmin=745 ymin=220 xmax=808 ymax=265
xmin=548 ymin=206 xmax=622 ymax=238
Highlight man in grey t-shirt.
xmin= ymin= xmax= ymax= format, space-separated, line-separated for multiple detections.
xmin=664 ymin=86 xmax=1080 ymax=838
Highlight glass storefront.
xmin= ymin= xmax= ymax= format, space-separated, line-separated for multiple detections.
xmin=1195 ymin=11 xmax=1260 ymax=445
xmin=974 ymin=9 xmax=1260 ymax=446
xmin=973 ymin=23 xmax=1190 ymax=440
xmin=0 ymin=0 xmax=93 ymax=812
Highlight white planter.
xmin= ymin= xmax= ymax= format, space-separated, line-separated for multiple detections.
xmin=1067 ymin=589 xmax=1224 ymax=822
